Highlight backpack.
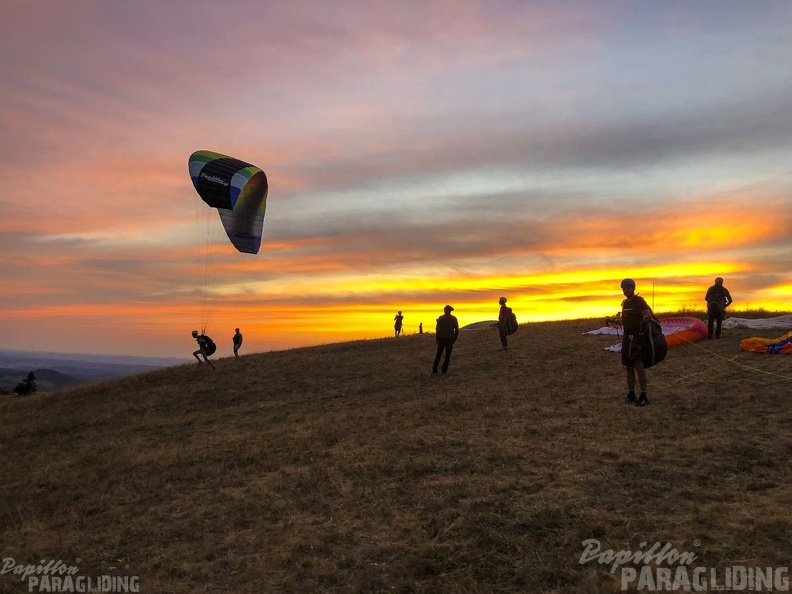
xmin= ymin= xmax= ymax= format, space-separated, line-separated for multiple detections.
xmin=505 ymin=308 xmax=519 ymax=335
xmin=707 ymin=300 xmax=723 ymax=318
xmin=641 ymin=317 xmax=667 ymax=368
xmin=203 ymin=335 xmax=217 ymax=356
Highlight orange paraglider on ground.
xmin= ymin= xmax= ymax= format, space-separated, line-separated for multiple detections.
xmin=740 ymin=331 xmax=792 ymax=354
xmin=659 ymin=317 xmax=709 ymax=347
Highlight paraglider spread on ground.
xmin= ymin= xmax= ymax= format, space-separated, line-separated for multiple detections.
xmin=707 ymin=315 xmax=792 ymax=354
xmin=741 ymin=331 xmax=792 ymax=355
xmin=585 ymin=316 xmax=708 ymax=351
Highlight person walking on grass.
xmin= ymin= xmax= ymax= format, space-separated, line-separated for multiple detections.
xmin=394 ymin=311 xmax=404 ymax=337
xmin=704 ymin=277 xmax=733 ymax=339
xmin=232 ymin=327 xmax=243 ymax=357
xmin=433 ymin=305 xmax=459 ymax=374
xmin=192 ymin=330 xmax=216 ymax=368
xmin=620 ymin=279 xmax=653 ymax=406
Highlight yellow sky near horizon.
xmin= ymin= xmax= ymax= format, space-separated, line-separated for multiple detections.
xmin=2 ymin=2 xmax=792 ymax=357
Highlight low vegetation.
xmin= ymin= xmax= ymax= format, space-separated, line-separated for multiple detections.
xmin=1 ymin=313 xmax=791 ymax=593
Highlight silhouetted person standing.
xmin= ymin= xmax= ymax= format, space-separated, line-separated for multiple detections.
xmin=394 ymin=311 xmax=404 ymax=337
xmin=433 ymin=305 xmax=459 ymax=374
xmin=232 ymin=327 xmax=243 ymax=357
xmin=497 ymin=296 xmax=510 ymax=351
xmin=620 ymin=279 xmax=652 ymax=406
xmin=704 ymin=277 xmax=733 ymax=339
xmin=419 ymin=322 xmax=423 ymax=334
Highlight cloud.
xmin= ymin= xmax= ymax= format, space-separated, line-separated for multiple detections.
xmin=2 ymin=1 xmax=792 ymax=355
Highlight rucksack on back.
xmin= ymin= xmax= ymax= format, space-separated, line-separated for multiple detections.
xmin=505 ymin=308 xmax=518 ymax=335
xmin=641 ymin=317 xmax=667 ymax=368
xmin=203 ymin=336 xmax=217 ymax=356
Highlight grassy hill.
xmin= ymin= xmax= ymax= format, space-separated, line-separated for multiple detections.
xmin=1 ymin=316 xmax=791 ymax=593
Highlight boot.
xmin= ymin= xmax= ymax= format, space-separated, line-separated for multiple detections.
xmin=626 ymin=392 xmax=636 ymax=405
xmin=635 ymin=393 xmax=649 ymax=407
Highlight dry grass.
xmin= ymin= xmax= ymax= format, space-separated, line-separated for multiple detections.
xmin=1 ymin=315 xmax=791 ymax=593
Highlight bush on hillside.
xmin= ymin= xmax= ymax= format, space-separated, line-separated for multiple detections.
xmin=13 ymin=371 xmax=37 ymax=396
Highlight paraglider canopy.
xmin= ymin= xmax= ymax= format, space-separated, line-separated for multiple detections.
xmin=188 ymin=150 xmax=268 ymax=254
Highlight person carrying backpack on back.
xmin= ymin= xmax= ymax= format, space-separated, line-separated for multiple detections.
xmin=619 ymin=279 xmax=653 ymax=406
xmin=704 ymin=277 xmax=733 ymax=339
xmin=192 ymin=330 xmax=216 ymax=368
xmin=497 ymin=296 xmax=511 ymax=351
xmin=433 ymin=305 xmax=459 ymax=374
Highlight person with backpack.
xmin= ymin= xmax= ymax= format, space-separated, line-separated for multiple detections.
xmin=704 ymin=277 xmax=733 ymax=339
xmin=620 ymin=279 xmax=653 ymax=406
xmin=433 ymin=305 xmax=459 ymax=374
xmin=232 ymin=327 xmax=243 ymax=357
xmin=192 ymin=330 xmax=216 ymax=368
xmin=394 ymin=311 xmax=404 ymax=337
xmin=497 ymin=296 xmax=511 ymax=351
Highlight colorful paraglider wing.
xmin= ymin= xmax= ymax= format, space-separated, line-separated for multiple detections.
xmin=659 ymin=317 xmax=708 ymax=347
xmin=597 ymin=316 xmax=708 ymax=352
xmin=741 ymin=331 xmax=792 ymax=354
xmin=189 ymin=150 xmax=268 ymax=254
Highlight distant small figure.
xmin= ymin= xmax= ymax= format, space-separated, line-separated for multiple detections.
xmin=620 ymin=279 xmax=652 ymax=406
xmin=394 ymin=311 xmax=404 ymax=337
xmin=192 ymin=330 xmax=216 ymax=368
xmin=497 ymin=296 xmax=510 ymax=351
xmin=704 ymin=277 xmax=733 ymax=339
xmin=419 ymin=322 xmax=423 ymax=334
xmin=233 ymin=327 xmax=243 ymax=357
xmin=433 ymin=305 xmax=459 ymax=374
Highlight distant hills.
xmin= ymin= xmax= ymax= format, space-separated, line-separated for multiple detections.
xmin=460 ymin=319 xmax=498 ymax=330
xmin=0 ymin=367 xmax=84 ymax=393
xmin=0 ymin=349 xmax=188 ymax=392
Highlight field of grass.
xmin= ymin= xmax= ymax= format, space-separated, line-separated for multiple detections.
xmin=2 ymin=313 xmax=791 ymax=593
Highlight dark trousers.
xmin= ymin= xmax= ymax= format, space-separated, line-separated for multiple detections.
xmin=498 ymin=324 xmax=508 ymax=347
xmin=707 ymin=315 xmax=723 ymax=339
xmin=433 ymin=341 xmax=454 ymax=372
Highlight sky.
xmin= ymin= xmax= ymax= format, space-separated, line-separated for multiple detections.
xmin=2 ymin=1 xmax=791 ymax=357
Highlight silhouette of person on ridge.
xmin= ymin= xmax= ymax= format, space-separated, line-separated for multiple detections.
xmin=497 ymin=296 xmax=510 ymax=351
xmin=433 ymin=305 xmax=459 ymax=374
xmin=232 ymin=327 xmax=243 ymax=357
xmin=192 ymin=330 xmax=216 ymax=368
xmin=704 ymin=277 xmax=733 ymax=339
xmin=394 ymin=311 xmax=404 ymax=337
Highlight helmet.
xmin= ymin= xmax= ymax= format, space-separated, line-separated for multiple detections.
xmin=498 ymin=296 xmax=507 ymax=304
xmin=620 ymin=278 xmax=636 ymax=289
xmin=191 ymin=330 xmax=199 ymax=337
xmin=715 ymin=277 xmax=723 ymax=284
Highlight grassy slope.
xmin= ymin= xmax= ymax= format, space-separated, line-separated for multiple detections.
xmin=1 ymin=317 xmax=791 ymax=593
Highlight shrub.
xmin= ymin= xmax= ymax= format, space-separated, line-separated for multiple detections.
xmin=13 ymin=371 xmax=37 ymax=396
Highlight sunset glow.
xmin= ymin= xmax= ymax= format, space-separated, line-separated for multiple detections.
xmin=2 ymin=2 xmax=791 ymax=357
